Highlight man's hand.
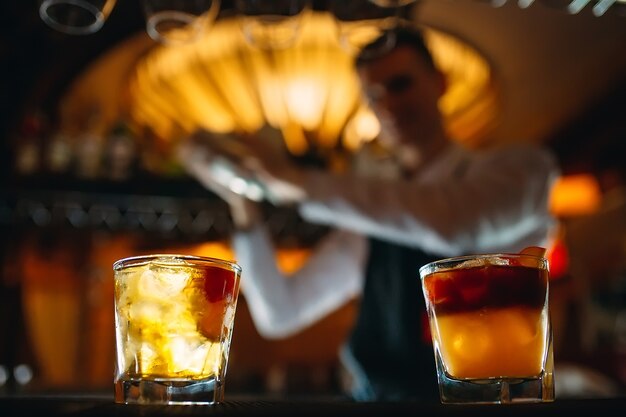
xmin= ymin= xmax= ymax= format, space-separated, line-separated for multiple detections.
xmin=177 ymin=136 xmax=263 ymax=230
xmin=177 ymin=133 xmax=266 ymax=202
xmin=178 ymin=130 xmax=308 ymax=206
xmin=238 ymin=135 xmax=308 ymax=205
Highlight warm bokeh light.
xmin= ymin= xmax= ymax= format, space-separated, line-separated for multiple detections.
xmin=122 ymin=12 xmax=496 ymax=157
xmin=127 ymin=13 xmax=363 ymax=155
xmin=547 ymin=236 xmax=570 ymax=280
xmin=187 ymin=240 xmax=313 ymax=275
xmin=549 ymin=174 xmax=602 ymax=217
xmin=56 ymin=11 xmax=497 ymax=167
xmin=343 ymin=105 xmax=381 ymax=151
xmin=425 ymin=29 xmax=498 ymax=144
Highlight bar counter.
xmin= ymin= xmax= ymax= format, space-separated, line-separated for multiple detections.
xmin=2 ymin=394 xmax=626 ymax=417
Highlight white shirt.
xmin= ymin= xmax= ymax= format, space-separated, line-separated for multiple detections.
xmin=233 ymin=142 xmax=559 ymax=338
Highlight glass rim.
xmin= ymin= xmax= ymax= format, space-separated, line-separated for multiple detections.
xmin=419 ymin=252 xmax=548 ymax=278
xmin=113 ymin=254 xmax=241 ymax=274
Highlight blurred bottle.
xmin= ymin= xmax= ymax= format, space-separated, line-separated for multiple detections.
xmin=14 ymin=112 xmax=47 ymax=176
xmin=46 ymin=129 xmax=74 ymax=175
xmin=75 ymin=107 xmax=104 ymax=180
xmin=103 ymin=121 xmax=139 ymax=181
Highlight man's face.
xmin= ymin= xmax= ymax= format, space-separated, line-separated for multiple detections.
xmin=358 ymin=45 xmax=445 ymax=147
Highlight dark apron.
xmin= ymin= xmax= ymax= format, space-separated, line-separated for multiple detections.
xmin=342 ymin=237 xmax=441 ymax=401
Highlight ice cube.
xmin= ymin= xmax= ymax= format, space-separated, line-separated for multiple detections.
xmin=129 ymin=300 xmax=162 ymax=324
xmin=485 ymin=257 xmax=510 ymax=266
xmin=170 ymin=307 xmax=199 ymax=335
xmin=138 ymin=342 xmax=159 ymax=374
xmin=116 ymin=269 xmax=141 ymax=308
xmin=451 ymin=317 xmax=492 ymax=359
xmin=223 ymin=305 xmax=236 ymax=330
xmin=501 ymin=307 xmax=543 ymax=346
xmin=456 ymin=256 xmax=509 ymax=270
xmin=456 ymin=258 xmax=488 ymax=269
xmin=139 ymin=266 xmax=190 ymax=299
xmin=168 ymin=335 xmax=220 ymax=375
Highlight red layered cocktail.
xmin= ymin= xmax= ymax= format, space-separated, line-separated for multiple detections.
xmin=419 ymin=253 xmax=554 ymax=403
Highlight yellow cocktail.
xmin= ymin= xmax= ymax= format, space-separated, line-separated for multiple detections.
xmin=113 ymin=255 xmax=241 ymax=405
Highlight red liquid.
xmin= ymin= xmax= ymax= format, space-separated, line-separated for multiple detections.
xmin=424 ymin=264 xmax=547 ymax=314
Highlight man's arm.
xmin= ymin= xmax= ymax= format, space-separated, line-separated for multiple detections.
xmin=233 ymin=226 xmax=367 ymax=338
xmin=177 ymin=136 xmax=368 ymax=339
xmin=298 ymin=145 xmax=559 ymax=255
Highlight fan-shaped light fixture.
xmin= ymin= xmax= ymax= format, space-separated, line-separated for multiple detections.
xmin=125 ymin=11 xmax=498 ymax=159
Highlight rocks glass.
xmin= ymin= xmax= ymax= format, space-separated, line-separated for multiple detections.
xmin=113 ymin=254 xmax=241 ymax=405
xmin=419 ymin=253 xmax=554 ymax=404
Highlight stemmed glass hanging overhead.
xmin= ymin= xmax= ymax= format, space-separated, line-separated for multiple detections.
xmin=141 ymin=0 xmax=221 ymax=44
xmin=38 ymin=0 xmax=221 ymax=43
xmin=38 ymin=0 xmax=117 ymax=35
xmin=37 ymin=0 xmax=626 ymax=38
xmin=234 ymin=0 xmax=311 ymax=50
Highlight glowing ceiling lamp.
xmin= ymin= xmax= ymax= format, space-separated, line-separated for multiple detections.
xmin=127 ymin=13 xmax=364 ymax=155
xmin=57 ymin=11 xmax=496 ymax=170
xmin=125 ymin=12 xmax=496 ymax=158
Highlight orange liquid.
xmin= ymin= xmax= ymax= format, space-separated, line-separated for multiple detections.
xmin=433 ymin=306 xmax=547 ymax=379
